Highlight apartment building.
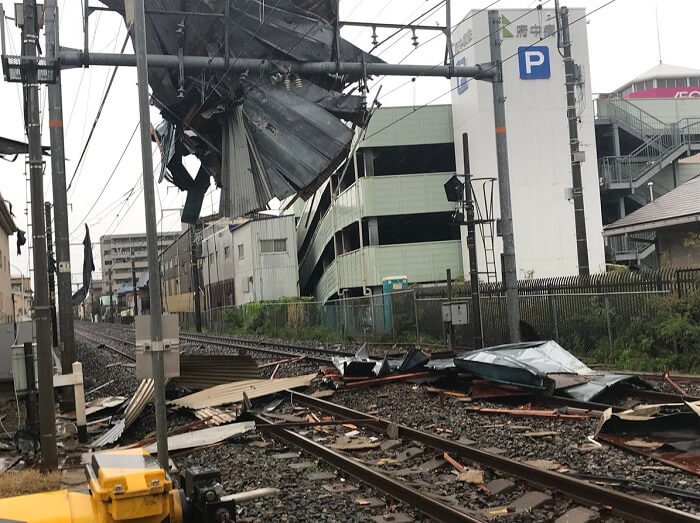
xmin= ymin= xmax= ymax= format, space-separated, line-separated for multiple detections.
xmin=10 ymin=276 xmax=31 ymax=322
xmin=295 ymin=104 xmax=463 ymax=302
xmin=100 ymin=231 xmax=181 ymax=295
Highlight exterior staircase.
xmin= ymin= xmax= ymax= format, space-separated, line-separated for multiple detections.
xmin=597 ymin=98 xmax=700 ymax=265
xmin=597 ymin=98 xmax=700 ymax=191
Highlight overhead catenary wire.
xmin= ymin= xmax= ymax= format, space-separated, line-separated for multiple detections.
xmin=67 ymin=28 xmax=132 ymax=196
xmin=69 ymin=121 xmax=140 ymax=235
xmin=374 ymin=0 xmax=530 ymax=101
xmin=363 ymin=0 xmax=618 ymax=142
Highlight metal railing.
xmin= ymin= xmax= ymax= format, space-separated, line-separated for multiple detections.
xmin=607 ymin=231 xmax=656 ymax=260
xmin=595 ymin=97 xmax=667 ymax=136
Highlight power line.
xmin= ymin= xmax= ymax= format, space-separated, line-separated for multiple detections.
xmin=67 ymin=29 xmax=131 ymax=195
xmin=373 ymin=0 xmax=527 ymax=101
xmin=364 ymin=0 xmax=618 ymax=141
xmin=69 ymin=121 xmax=140 ymax=234
xmin=370 ymin=0 xmax=446 ymax=55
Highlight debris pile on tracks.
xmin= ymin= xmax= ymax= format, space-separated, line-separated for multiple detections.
xmin=66 ymin=323 xmax=700 ymax=520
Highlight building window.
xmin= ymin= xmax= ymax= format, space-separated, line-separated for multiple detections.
xmin=224 ymin=246 xmax=230 ymax=259
xmin=238 ymin=244 xmax=244 ymax=259
xmin=242 ymin=277 xmax=250 ymax=293
xmin=260 ymin=239 xmax=287 ymax=254
xmin=208 ymin=253 xmax=214 ymax=266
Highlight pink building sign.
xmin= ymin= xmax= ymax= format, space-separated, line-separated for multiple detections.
xmin=627 ymin=87 xmax=700 ymax=99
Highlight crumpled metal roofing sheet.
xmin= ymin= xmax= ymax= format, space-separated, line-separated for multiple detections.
xmin=454 ymin=340 xmax=649 ymax=401
xmin=100 ymin=0 xmax=381 ymax=221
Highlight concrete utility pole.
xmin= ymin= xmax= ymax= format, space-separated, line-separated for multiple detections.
xmin=189 ymin=224 xmax=202 ymax=332
xmin=462 ymin=134 xmax=484 ymax=350
xmin=131 ymin=258 xmax=138 ymax=316
xmin=559 ymin=5 xmax=590 ymax=276
xmin=21 ymin=0 xmax=58 ymax=469
xmin=44 ymin=203 xmax=59 ymax=349
xmin=109 ymin=269 xmax=114 ymax=323
xmin=488 ymin=11 xmax=521 ymax=343
xmin=133 ymin=0 xmax=169 ymax=469
xmin=45 ymin=0 xmax=76 ymax=395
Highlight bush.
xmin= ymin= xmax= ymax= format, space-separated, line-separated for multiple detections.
xmin=588 ymin=291 xmax=700 ymax=372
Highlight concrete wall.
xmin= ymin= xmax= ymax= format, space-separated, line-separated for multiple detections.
xmin=451 ymin=8 xmax=606 ymax=280
xmin=658 ymin=222 xmax=700 ymax=268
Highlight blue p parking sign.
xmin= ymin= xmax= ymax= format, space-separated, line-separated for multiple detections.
xmin=518 ymin=46 xmax=550 ymax=79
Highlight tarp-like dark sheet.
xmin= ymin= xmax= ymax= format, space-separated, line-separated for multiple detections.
xmin=101 ymin=0 xmax=380 ymax=222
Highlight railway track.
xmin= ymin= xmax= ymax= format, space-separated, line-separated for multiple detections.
xmin=74 ymin=326 xmax=136 ymax=361
xmin=257 ymin=391 xmax=700 ymax=523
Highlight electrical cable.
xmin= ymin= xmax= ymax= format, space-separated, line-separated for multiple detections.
xmin=67 ymin=28 xmax=131 ymax=195
xmin=372 ymin=0 xmax=526 ymax=101
xmin=65 ymin=11 xmax=102 ymax=138
xmin=369 ymin=0 xmax=446 ymax=55
xmin=69 ymin=121 xmax=140 ymax=234
xmin=363 ymin=0 xmax=618 ymax=142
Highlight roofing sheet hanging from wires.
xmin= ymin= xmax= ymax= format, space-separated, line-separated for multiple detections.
xmin=101 ymin=0 xmax=384 ymax=222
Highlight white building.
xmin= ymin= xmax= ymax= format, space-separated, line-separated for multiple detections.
xmin=451 ymin=8 xmax=606 ymax=279
xmin=201 ymin=215 xmax=299 ymax=307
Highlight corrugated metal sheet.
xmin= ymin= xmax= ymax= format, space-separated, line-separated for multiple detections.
xmin=194 ymin=407 xmax=240 ymax=426
xmin=175 ymin=354 xmax=260 ymax=389
xmin=605 ymin=175 xmax=700 ymax=234
xmin=170 ymin=373 xmax=317 ymax=410
xmin=125 ymin=379 xmax=154 ymax=429
xmin=90 ymin=419 xmax=125 ymax=448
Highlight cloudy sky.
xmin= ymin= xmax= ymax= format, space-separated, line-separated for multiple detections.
xmin=1 ymin=0 xmax=699 ymax=288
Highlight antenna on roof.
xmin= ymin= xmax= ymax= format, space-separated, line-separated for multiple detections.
xmin=656 ymin=5 xmax=662 ymax=64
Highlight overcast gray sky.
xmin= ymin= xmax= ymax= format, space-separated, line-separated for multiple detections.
xmin=1 ymin=0 xmax=699 ymax=288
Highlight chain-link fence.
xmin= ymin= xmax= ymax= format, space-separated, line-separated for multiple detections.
xmin=179 ymin=284 xmax=698 ymax=357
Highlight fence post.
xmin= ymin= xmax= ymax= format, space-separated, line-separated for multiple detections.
xmin=604 ymin=294 xmax=613 ymax=353
xmin=413 ymin=290 xmax=420 ymax=343
xmin=547 ymin=285 xmax=559 ymax=341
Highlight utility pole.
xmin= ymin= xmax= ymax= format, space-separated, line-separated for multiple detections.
xmin=21 ymin=0 xmax=58 ymax=469
xmin=131 ymin=258 xmax=138 ymax=316
xmin=44 ymin=203 xmax=59 ymax=349
xmin=45 ymin=0 xmax=76 ymax=395
xmin=189 ymin=224 xmax=202 ymax=332
xmin=109 ymin=269 xmax=114 ymax=323
xmin=462 ymin=134 xmax=484 ymax=350
xmin=488 ymin=11 xmax=521 ymax=343
xmin=559 ymin=5 xmax=589 ymax=276
xmin=133 ymin=0 xmax=169 ymax=469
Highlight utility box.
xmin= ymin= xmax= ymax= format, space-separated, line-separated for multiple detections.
xmin=442 ymin=301 xmax=471 ymax=326
xmin=11 ymin=343 xmax=37 ymax=395
xmin=134 ymin=314 xmax=180 ymax=381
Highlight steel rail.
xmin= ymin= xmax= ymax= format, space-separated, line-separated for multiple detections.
xmin=179 ymin=333 xmax=352 ymax=363
xmin=75 ymin=329 xmax=136 ymax=361
xmin=288 ymin=391 xmax=700 ymax=523
xmin=254 ymin=414 xmax=483 ymax=523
